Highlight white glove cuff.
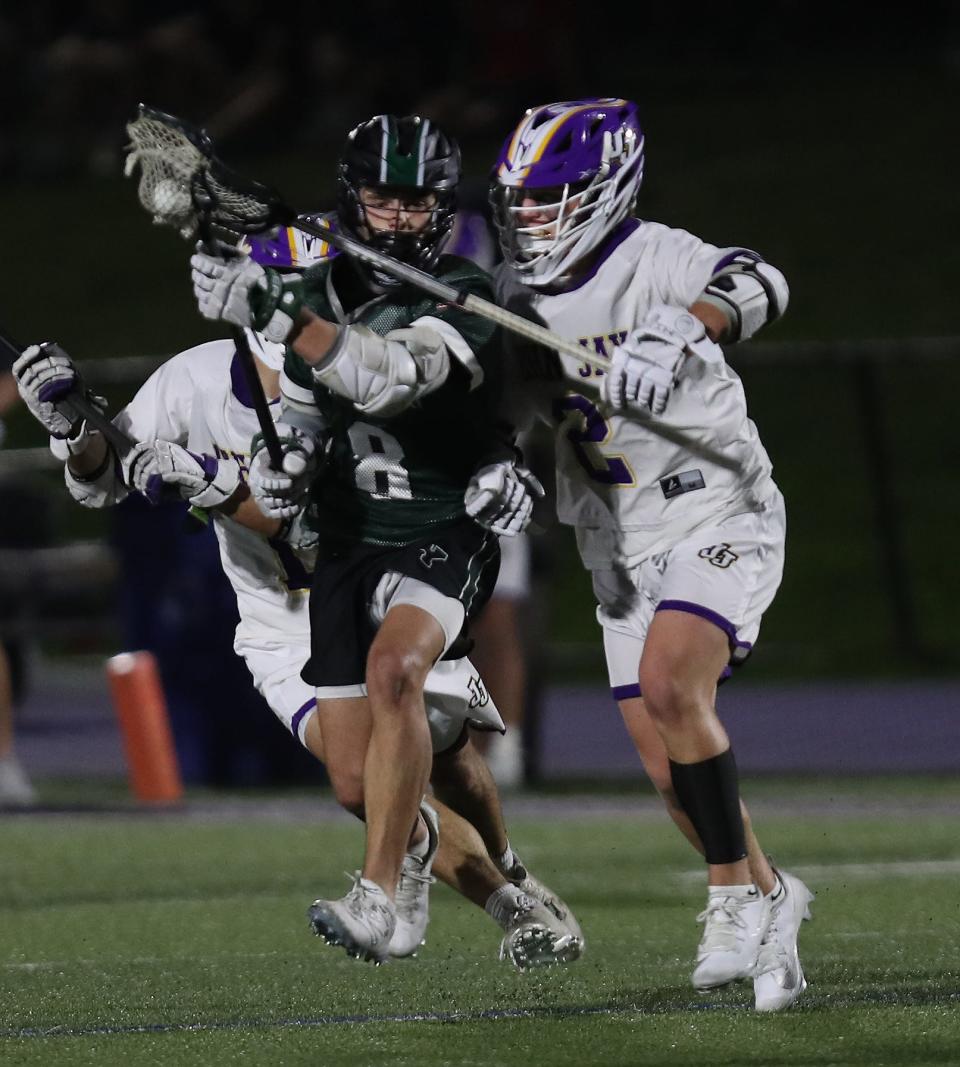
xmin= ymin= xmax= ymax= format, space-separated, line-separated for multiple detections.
xmin=187 ymin=462 xmax=241 ymax=509
xmin=645 ymin=305 xmax=724 ymax=365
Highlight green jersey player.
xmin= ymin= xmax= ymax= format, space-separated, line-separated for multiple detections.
xmin=189 ymin=114 xmax=578 ymax=968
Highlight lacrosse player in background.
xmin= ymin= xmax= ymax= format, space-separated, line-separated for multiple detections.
xmin=12 ymin=322 xmax=581 ymax=969
xmin=489 ymin=97 xmax=812 ymax=1011
xmin=0 ymin=361 xmax=37 ymax=806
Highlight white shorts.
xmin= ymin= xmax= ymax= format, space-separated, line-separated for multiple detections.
xmin=592 ymin=493 xmax=786 ymax=700
xmin=236 ymin=637 xmax=317 ymax=745
xmin=493 ymin=532 xmax=532 ymax=600
xmin=239 ymin=633 xmax=505 ymax=755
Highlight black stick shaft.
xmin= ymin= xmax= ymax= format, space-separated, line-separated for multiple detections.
xmin=196 ymin=225 xmax=283 ymax=471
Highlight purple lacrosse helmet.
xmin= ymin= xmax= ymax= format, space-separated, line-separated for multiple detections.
xmin=490 ymin=98 xmax=644 ymax=287
xmin=244 ymin=212 xmax=341 ymax=270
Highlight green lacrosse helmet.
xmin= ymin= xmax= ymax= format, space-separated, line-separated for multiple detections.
xmin=336 ymin=114 xmax=460 ymax=274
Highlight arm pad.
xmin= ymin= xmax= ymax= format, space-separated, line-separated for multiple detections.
xmin=311 ymin=323 xmax=450 ymax=417
xmin=696 ymin=251 xmax=789 ymax=342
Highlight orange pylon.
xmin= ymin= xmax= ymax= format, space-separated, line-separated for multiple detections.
xmin=106 ymin=650 xmax=183 ymax=805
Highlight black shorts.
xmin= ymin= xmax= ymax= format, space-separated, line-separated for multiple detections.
xmin=302 ymin=518 xmax=500 ymax=688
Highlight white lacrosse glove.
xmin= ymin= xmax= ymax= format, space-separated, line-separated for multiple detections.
xmin=465 ymin=460 xmax=545 ymax=537
xmin=248 ymin=426 xmax=320 ymax=519
xmin=123 ymin=440 xmax=240 ymax=508
xmin=190 ymin=246 xmax=303 ymax=344
xmin=602 ymin=305 xmax=723 ymax=414
xmin=13 ymin=343 xmax=105 ymax=452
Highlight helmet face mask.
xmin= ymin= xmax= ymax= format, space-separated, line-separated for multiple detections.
xmin=491 ymin=99 xmax=645 ymax=288
xmin=337 ymin=114 xmax=460 ymax=281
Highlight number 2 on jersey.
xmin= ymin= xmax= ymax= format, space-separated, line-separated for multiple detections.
xmin=553 ymin=394 xmax=634 ymax=486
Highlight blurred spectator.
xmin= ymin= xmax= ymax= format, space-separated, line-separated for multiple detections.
xmin=469 ymin=531 xmax=533 ymax=789
xmin=0 ymin=363 xmax=37 ymax=806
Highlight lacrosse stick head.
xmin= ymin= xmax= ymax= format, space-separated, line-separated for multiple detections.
xmin=124 ymin=104 xmax=212 ymax=237
xmin=124 ymin=103 xmax=292 ymax=239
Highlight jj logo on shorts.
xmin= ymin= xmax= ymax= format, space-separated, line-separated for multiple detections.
xmin=419 ymin=544 xmax=449 ymax=569
xmin=468 ymin=674 xmax=489 ymax=709
xmin=698 ymin=542 xmax=739 ymax=568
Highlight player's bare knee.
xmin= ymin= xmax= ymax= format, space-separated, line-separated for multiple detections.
xmin=366 ymin=644 xmax=430 ymax=708
xmin=638 ymin=670 xmax=699 ymax=729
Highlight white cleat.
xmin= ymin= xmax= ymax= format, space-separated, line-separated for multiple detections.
xmin=389 ymin=800 xmax=439 ymax=958
xmin=498 ymin=893 xmax=584 ymax=972
xmin=692 ymin=885 xmax=771 ymax=991
xmin=500 ymin=853 xmax=585 ymax=949
xmin=753 ymin=870 xmax=814 ymax=1012
xmin=0 ymin=755 xmax=36 ymax=808
xmin=307 ymin=875 xmax=396 ymax=964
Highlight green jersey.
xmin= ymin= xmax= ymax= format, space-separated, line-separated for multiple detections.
xmin=283 ymin=254 xmax=512 ymax=548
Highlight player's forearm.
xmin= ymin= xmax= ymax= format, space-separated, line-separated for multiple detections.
xmin=689 ymin=300 xmax=731 ymax=344
xmin=223 ymin=486 xmax=282 ymax=535
xmin=0 ymin=372 xmax=19 ymax=416
xmin=289 ymin=309 xmax=341 ymax=366
xmin=67 ymin=432 xmax=110 ymax=479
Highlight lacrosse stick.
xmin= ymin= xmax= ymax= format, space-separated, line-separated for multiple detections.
xmin=0 ymin=328 xmax=136 ymax=456
xmin=123 ymin=107 xmax=283 ymax=470
xmin=124 ymin=104 xmax=738 ymax=473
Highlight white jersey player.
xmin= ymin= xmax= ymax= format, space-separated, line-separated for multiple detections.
xmin=12 ymin=331 xmax=582 ymax=968
xmin=491 ymin=98 xmax=812 ymax=1010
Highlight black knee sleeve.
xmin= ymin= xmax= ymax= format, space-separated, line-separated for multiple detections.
xmin=669 ymin=748 xmax=747 ymax=865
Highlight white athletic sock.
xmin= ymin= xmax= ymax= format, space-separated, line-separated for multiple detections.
xmin=496 ymin=842 xmax=517 ymax=873
xmin=484 ymin=883 xmax=530 ymax=928
xmin=766 ymin=875 xmax=784 ymax=903
xmin=708 ymin=883 xmax=758 ymax=898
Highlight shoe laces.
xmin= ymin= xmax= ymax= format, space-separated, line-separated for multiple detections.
xmin=696 ymin=894 xmax=753 ymax=955
xmin=503 ymin=892 xmax=539 ymax=930
xmin=393 ymin=859 xmax=435 ymax=923
xmin=344 ymin=873 xmax=395 ymax=935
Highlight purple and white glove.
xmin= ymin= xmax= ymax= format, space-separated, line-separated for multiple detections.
xmin=601 ymin=305 xmax=723 ymax=414
xmin=465 ymin=460 xmax=545 ymax=537
xmin=248 ymin=426 xmax=319 ymax=519
xmin=13 ymin=343 xmax=104 ymax=452
xmin=123 ymin=440 xmax=240 ymax=508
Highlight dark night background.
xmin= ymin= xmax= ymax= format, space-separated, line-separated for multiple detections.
xmin=0 ymin=2 xmax=957 ymax=782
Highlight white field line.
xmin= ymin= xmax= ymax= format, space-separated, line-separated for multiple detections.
xmin=3 ymin=950 xmax=283 ymax=973
xmin=676 ymin=857 xmax=960 ymax=883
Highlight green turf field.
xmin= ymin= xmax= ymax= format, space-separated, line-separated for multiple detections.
xmin=3 ymin=776 xmax=960 ymax=1066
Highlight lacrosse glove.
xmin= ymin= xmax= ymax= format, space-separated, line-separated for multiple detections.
xmin=123 ymin=440 xmax=240 ymax=508
xmin=602 ymin=305 xmax=723 ymax=414
xmin=249 ymin=426 xmax=322 ymax=519
xmin=465 ymin=459 xmax=545 ymax=537
xmin=13 ymin=343 xmax=107 ymax=454
xmin=190 ymin=246 xmax=303 ymax=344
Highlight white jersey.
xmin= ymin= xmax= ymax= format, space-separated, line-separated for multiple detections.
xmin=498 ymin=219 xmax=779 ymax=569
xmin=73 ymin=340 xmax=505 ymax=747
xmin=111 ymin=340 xmax=312 ymax=649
